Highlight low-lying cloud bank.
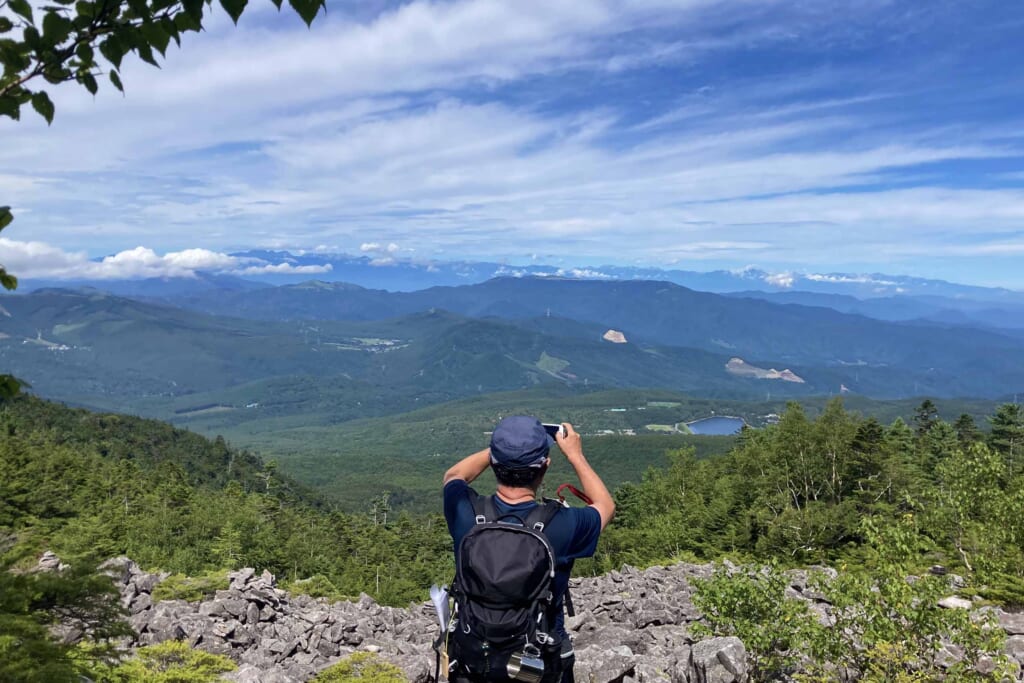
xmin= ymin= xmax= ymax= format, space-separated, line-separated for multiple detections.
xmin=0 ymin=240 xmax=332 ymax=280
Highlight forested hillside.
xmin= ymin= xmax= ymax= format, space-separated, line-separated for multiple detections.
xmin=598 ymin=399 xmax=1024 ymax=604
xmin=0 ymin=395 xmax=452 ymax=605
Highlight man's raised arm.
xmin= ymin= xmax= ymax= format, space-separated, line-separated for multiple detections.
xmin=443 ymin=448 xmax=492 ymax=485
xmin=556 ymin=423 xmax=616 ymax=530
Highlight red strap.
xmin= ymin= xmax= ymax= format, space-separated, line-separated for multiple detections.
xmin=556 ymin=483 xmax=593 ymax=506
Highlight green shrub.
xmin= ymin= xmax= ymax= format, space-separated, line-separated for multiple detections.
xmin=151 ymin=571 xmax=230 ymax=603
xmin=693 ymin=517 xmax=1015 ymax=683
xmin=312 ymin=651 xmax=405 ymax=683
xmin=693 ymin=562 xmax=818 ymax=681
xmin=106 ymin=640 xmax=235 ymax=682
xmin=802 ymin=517 xmax=1013 ymax=682
xmin=282 ymin=574 xmax=354 ymax=603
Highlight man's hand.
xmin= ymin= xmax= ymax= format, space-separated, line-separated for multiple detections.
xmin=555 ymin=423 xmax=616 ymax=530
xmin=555 ymin=423 xmax=584 ymax=460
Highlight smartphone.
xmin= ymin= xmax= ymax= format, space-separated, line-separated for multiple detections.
xmin=542 ymin=423 xmax=566 ymax=439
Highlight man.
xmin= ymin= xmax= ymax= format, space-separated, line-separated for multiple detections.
xmin=443 ymin=416 xmax=616 ymax=682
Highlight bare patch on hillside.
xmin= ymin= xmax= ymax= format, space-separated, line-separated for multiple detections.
xmin=603 ymin=329 xmax=627 ymax=343
xmin=726 ymin=357 xmax=805 ymax=383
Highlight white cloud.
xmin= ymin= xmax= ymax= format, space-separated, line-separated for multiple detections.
xmin=804 ymin=273 xmax=897 ymax=286
xmin=763 ymin=272 xmax=796 ymax=288
xmin=555 ymin=268 xmax=615 ymax=279
xmin=0 ymin=240 xmax=330 ymax=280
xmin=234 ymin=263 xmax=334 ymax=275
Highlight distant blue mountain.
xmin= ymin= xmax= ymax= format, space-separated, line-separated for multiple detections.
xmin=16 ymin=250 xmax=1024 ymax=330
xmin=725 ymin=291 xmax=1024 ymax=331
xmin=19 ymin=272 xmax=268 ymax=298
xmin=226 ymin=251 xmax=1024 ymax=304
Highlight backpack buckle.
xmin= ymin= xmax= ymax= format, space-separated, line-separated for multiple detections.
xmin=532 ymin=521 xmax=545 ymax=532
xmin=475 ymin=514 xmax=486 ymax=525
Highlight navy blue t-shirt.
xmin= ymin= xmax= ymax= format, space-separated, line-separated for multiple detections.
xmin=443 ymin=479 xmax=602 ymax=637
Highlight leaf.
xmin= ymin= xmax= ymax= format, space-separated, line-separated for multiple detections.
xmin=268 ymin=0 xmax=282 ymax=8
xmin=42 ymin=11 xmax=73 ymax=45
xmin=174 ymin=11 xmax=202 ymax=32
xmin=181 ymin=0 xmax=205 ymax=23
xmin=0 ymin=374 xmax=25 ymax=398
xmin=30 ymin=91 xmax=55 ymax=124
xmin=80 ymin=71 xmax=98 ymax=94
xmin=134 ymin=41 xmax=160 ymax=67
xmin=140 ymin=21 xmax=171 ymax=56
xmin=99 ymin=35 xmax=124 ymax=68
xmin=22 ymin=26 xmax=41 ymax=49
xmin=9 ymin=0 xmax=34 ymax=22
xmin=160 ymin=16 xmax=181 ymax=46
xmin=127 ymin=0 xmax=148 ymax=18
xmin=0 ymin=17 xmax=14 ymax=33
xmin=0 ymin=95 xmax=20 ymax=121
xmin=219 ymin=0 xmax=247 ymax=24
xmin=0 ymin=206 xmax=12 ymax=230
xmin=288 ymin=0 xmax=321 ymax=27
xmin=109 ymin=69 xmax=123 ymax=92
xmin=74 ymin=0 xmax=96 ymax=20
xmin=76 ymin=42 xmax=94 ymax=63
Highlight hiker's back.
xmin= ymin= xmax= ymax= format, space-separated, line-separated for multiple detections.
xmin=446 ymin=494 xmax=564 ymax=682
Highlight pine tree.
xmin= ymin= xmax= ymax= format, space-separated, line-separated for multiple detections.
xmin=989 ymin=403 xmax=1024 ymax=478
xmin=953 ymin=413 xmax=982 ymax=449
xmin=913 ymin=399 xmax=939 ymax=438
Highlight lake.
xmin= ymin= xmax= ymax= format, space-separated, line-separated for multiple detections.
xmin=686 ymin=416 xmax=746 ymax=435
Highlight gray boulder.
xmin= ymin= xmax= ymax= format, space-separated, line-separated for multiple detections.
xmin=687 ymin=637 xmax=748 ymax=683
xmin=574 ymin=644 xmax=637 ymax=683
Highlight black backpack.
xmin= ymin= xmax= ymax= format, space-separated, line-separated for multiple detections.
xmin=445 ymin=493 xmax=565 ymax=682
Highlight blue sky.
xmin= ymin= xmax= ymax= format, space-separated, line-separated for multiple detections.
xmin=2 ymin=0 xmax=1024 ymax=287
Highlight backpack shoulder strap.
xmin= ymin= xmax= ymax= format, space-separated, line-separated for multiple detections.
xmin=524 ymin=498 xmax=563 ymax=534
xmin=468 ymin=492 xmax=498 ymax=525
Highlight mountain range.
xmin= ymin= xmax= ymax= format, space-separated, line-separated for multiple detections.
xmin=3 ymin=276 xmax=1024 ymax=411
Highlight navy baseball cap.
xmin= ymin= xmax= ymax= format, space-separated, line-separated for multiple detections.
xmin=489 ymin=416 xmax=552 ymax=469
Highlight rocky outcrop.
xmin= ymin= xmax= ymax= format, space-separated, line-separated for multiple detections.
xmin=95 ymin=557 xmax=1024 ymax=682
xmin=603 ymin=330 xmax=628 ymax=344
xmin=724 ymin=358 xmax=805 ymax=383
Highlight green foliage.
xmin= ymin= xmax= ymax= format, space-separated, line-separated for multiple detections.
xmin=0 ymin=396 xmax=452 ymax=607
xmin=106 ymin=640 xmax=236 ymax=682
xmin=312 ymin=651 xmax=405 ymax=683
xmin=150 ymin=571 xmax=229 ymax=603
xmin=0 ymin=207 xmax=23 ymax=398
xmin=988 ymin=403 xmax=1024 ymax=475
xmin=693 ymin=517 xmax=1013 ymax=682
xmin=801 ymin=517 xmax=1012 ymax=682
xmin=0 ymin=541 xmax=130 ymax=683
xmin=602 ymin=397 xmax=1024 ymax=617
xmin=0 ymin=0 xmax=324 ymax=124
xmin=692 ymin=562 xmax=816 ymax=680
xmin=281 ymin=573 xmax=351 ymax=602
